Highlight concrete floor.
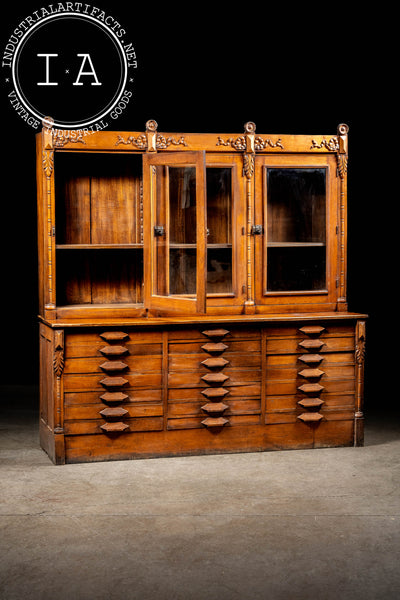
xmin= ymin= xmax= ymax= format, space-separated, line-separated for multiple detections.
xmin=1 ymin=386 xmax=399 ymax=600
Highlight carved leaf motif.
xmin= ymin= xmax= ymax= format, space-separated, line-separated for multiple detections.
xmin=337 ymin=155 xmax=348 ymax=179
xmin=243 ymin=154 xmax=254 ymax=179
xmin=356 ymin=337 xmax=366 ymax=366
xmin=42 ymin=149 xmax=54 ymax=177
xmin=53 ymin=350 xmax=64 ymax=377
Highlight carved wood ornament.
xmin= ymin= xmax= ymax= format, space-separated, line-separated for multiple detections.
xmin=116 ymin=120 xmax=187 ymax=151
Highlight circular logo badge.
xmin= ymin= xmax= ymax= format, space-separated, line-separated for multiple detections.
xmin=2 ymin=7 xmax=137 ymax=130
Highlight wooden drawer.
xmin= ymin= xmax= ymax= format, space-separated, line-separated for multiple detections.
xmin=65 ymin=401 xmax=163 ymax=421
xmin=65 ymin=329 xmax=162 ymax=359
xmin=167 ymin=327 xmax=260 ymax=341
xmin=266 ymin=364 xmax=355 ymax=381
xmin=267 ymin=393 xmax=355 ymax=413
xmin=168 ymin=384 xmax=262 ymax=402
xmin=167 ymin=414 xmax=261 ymax=431
xmin=168 ymin=369 xmax=262 ymax=388
xmin=266 ymin=335 xmax=354 ymax=355
xmin=168 ymin=339 xmax=261 ymax=354
xmin=64 ymin=416 xmax=164 ymax=435
xmin=63 ymin=372 xmax=162 ymax=392
xmin=266 ymin=409 xmax=355 ymax=425
xmin=64 ymin=355 xmax=162 ymax=374
xmin=168 ymin=398 xmax=261 ymax=418
xmin=266 ymin=352 xmax=355 ymax=367
xmin=264 ymin=324 xmax=354 ymax=338
xmin=64 ymin=389 xmax=162 ymax=406
xmin=266 ymin=378 xmax=354 ymax=396
xmin=169 ymin=352 xmax=262 ymax=370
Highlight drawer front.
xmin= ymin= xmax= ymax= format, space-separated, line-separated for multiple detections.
xmin=63 ymin=329 xmax=163 ymax=436
xmin=265 ymin=322 xmax=356 ymax=426
xmin=167 ymin=326 xmax=262 ymax=431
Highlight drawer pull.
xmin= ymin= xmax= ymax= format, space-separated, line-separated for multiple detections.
xmin=100 ymin=331 xmax=129 ymax=341
xmin=298 ymin=368 xmax=324 ymax=379
xmin=201 ymin=402 xmax=229 ymax=414
xmin=99 ymin=345 xmax=129 ymax=356
xmin=298 ymin=326 xmax=325 ymax=336
xmin=298 ymin=383 xmax=324 ymax=395
xmin=100 ymin=392 xmax=129 ymax=404
xmin=201 ymin=387 xmax=229 ymax=399
xmin=201 ymin=342 xmax=228 ymax=354
xmin=100 ymin=361 xmax=128 ymax=372
xmin=298 ymin=354 xmax=323 ymax=365
xmin=202 ymin=329 xmax=230 ymax=339
xmin=299 ymin=339 xmax=325 ymax=350
xmin=201 ymin=373 xmax=229 ymax=384
xmin=100 ymin=421 xmax=129 ymax=433
xmin=100 ymin=376 xmax=128 ymax=388
xmin=100 ymin=407 xmax=129 ymax=418
xmin=201 ymin=357 xmax=230 ymax=369
xmin=297 ymin=412 xmax=323 ymax=423
xmin=298 ymin=398 xmax=324 ymax=409
xmin=201 ymin=416 xmax=229 ymax=428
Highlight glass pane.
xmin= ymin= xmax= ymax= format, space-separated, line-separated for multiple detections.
xmin=169 ymin=167 xmax=196 ymax=295
xmin=267 ymin=168 xmax=326 ymax=291
xmin=169 ymin=248 xmax=196 ymax=295
xmin=206 ymin=168 xmax=232 ymax=293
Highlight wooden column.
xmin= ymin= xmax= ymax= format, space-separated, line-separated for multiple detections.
xmin=337 ymin=123 xmax=349 ymax=311
xmin=243 ymin=122 xmax=256 ymax=314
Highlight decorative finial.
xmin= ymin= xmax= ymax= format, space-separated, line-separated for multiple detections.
xmin=146 ymin=119 xmax=158 ymax=132
xmin=244 ymin=121 xmax=256 ymax=134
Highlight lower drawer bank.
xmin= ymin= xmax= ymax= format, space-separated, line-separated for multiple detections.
xmin=39 ymin=315 xmax=367 ymax=464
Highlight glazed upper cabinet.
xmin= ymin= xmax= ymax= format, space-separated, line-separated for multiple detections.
xmin=37 ymin=119 xmax=349 ymax=320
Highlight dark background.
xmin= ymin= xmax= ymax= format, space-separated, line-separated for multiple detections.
xmin=0 ymin=3 xmax=392 ymax=412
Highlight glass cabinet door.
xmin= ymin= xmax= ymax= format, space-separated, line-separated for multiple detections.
xmin=254 ymin=155 xmax=338 ymax=307
xmin=266 ymin=167 xmax=326 ymax=291
xmin=143 ymin=151 xmax=207 ymax=314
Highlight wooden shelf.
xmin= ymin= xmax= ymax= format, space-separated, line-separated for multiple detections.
xmin=56 ymin=244 xmax=143 ymax=250
xmin=169 ymin=243 xmax=232 ymax=249
xmin=267 ymin=242 xmax=325 ymax=247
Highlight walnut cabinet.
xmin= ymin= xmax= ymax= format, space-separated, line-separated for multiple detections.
xmin=37 ymin=119 xmax=367 ymax=464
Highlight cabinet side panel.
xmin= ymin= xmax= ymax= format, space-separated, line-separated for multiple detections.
xmin=39 ymin=324 xmax=55 ymax=460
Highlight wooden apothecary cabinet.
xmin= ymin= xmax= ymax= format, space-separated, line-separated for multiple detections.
xmin=37 ymin=119 xmax=367 ymax=464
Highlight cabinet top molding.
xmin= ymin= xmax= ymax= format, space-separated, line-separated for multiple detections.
xmin=39 ymin=118 xmax=349 ymax=155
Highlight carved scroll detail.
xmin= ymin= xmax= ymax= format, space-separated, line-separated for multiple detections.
xmin=115 ymin=134 xmax=187 ymax=149
xmin=216 ymin=135 xmax=283 ymax=151
xmin=310 ymin=137 xmax=339 ymax=151
xmin=52 ymin=131 xmax=86 ymax=147
xmin=216 ymin=135 xmax=246 ymax=150
xmin=255 ymin=136 xmax=284 ymax=150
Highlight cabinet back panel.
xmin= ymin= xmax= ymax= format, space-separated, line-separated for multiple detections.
xmin=55 ymin=153 xmax=142 ymax=245
xmin=56 ymin=249 xmax=143 ymax=305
